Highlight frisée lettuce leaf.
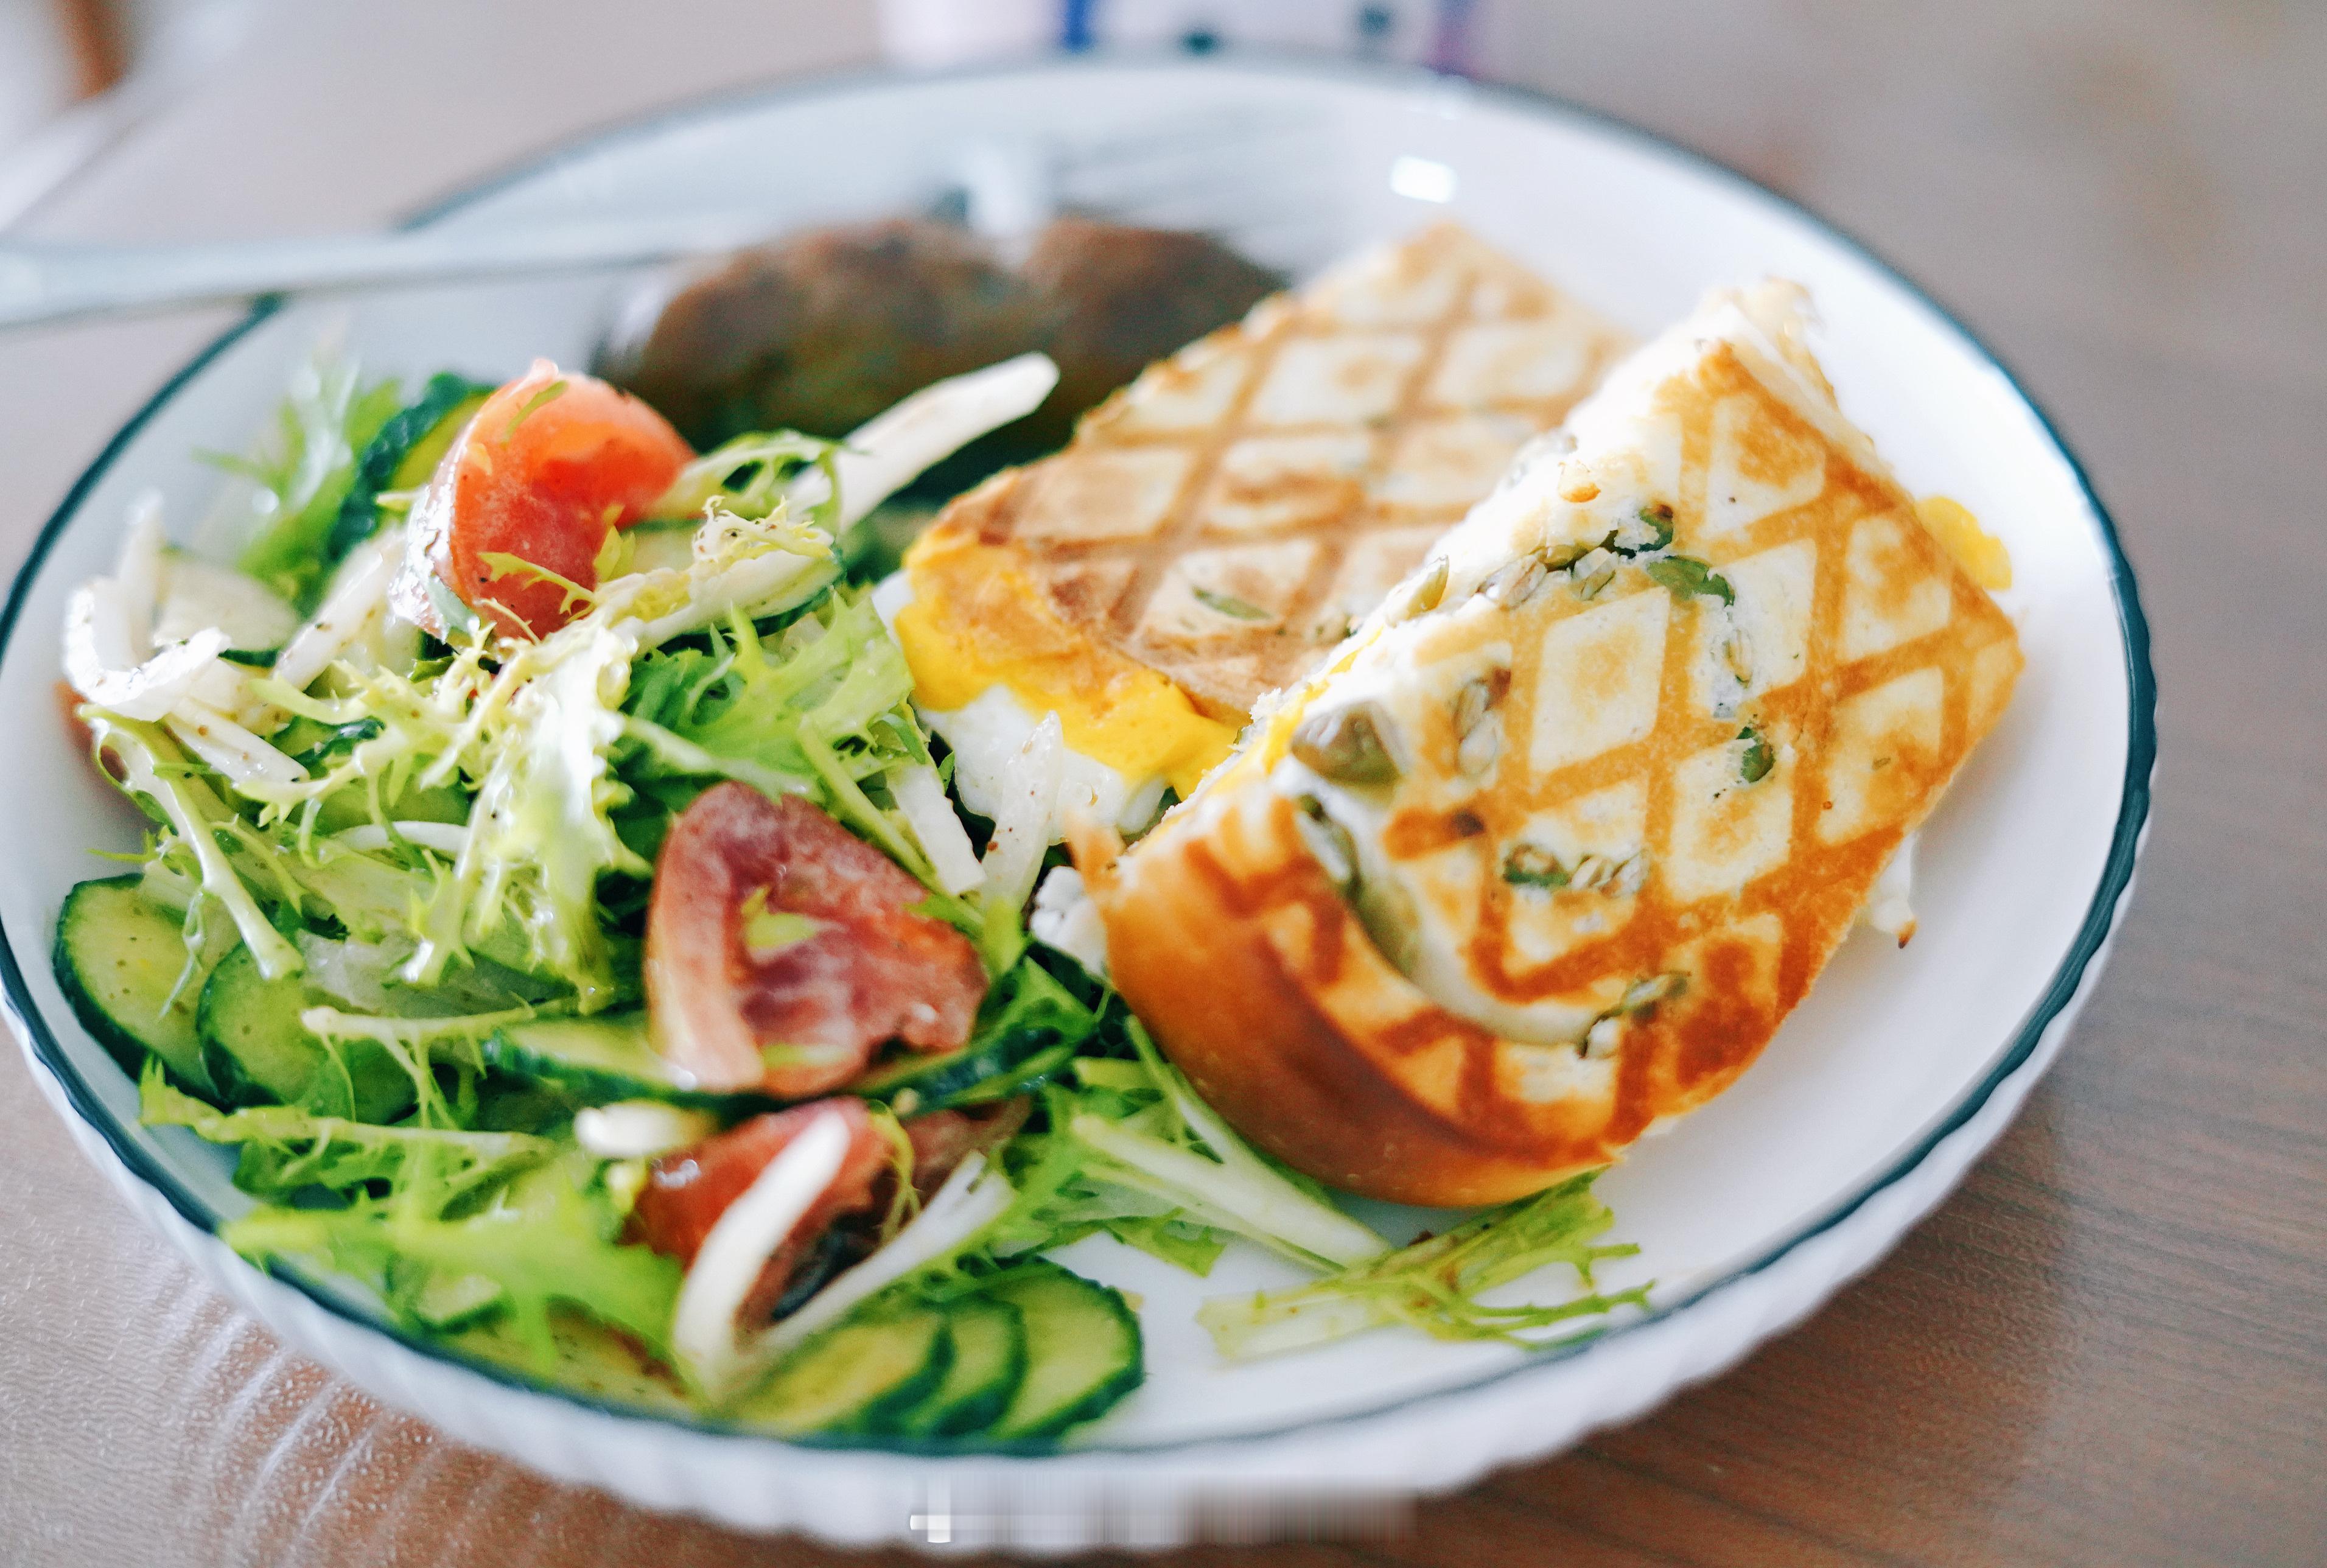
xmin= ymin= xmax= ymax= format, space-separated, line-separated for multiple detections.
xmin=218 ymin=348 xmax=405 ymax=611
xmin=141 ymin=1059 xmax=551 ymax=1204
xmin=228 ymin=1153 xmax=682 ymax=1360
xmin=1194 ymin=1173 xmax=1649 ymax=1360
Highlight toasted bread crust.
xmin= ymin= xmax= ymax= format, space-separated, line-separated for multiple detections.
xmin=904 ymin=223 xmax=1631 ymax=721
xmin=1088 ymin=284 xmax=2024 ymax=1207
xmin=1093 ymin=774 xmax=1805 ymax=1205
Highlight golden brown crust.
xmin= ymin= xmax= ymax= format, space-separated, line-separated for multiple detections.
xmin=1088 ymin=288 xmax=2024 ymax=1208
xmin=1093 ymin=775 xmax=1843 ymax=1205
xmin=906 ymin=222 xmax=1631 ymax=720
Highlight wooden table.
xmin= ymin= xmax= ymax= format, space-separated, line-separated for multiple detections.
xmin=2 ymin=2 xmax=2320 ymax=1563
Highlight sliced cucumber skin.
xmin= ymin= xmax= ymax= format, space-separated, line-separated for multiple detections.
xmin=482 ymin=1014 xmax=754 ymax=1110
xmin=985 ymin=1261 xmax=1144 ymax=1441
xmin=855 ymin=1029 xmax=1066 ymax=1114
xmin=197 ymin=945 xmax=414 ymax=1124
xmin=744 ymin=1307 xmax=953 ymax=1437
xmin=53 ymin=877 xmax=213 ymax=1095
xmin=856 ymin=956 xmax=1098 ymax=1114
xmin=886 ymin=1297 xmax=1027 ymax=1439
xmin=324 ymin=373 xmax=492 ymax=564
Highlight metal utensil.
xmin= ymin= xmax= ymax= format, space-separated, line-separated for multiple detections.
xmin=0 ymin=105 xmax=1339 ymax=332
xmin=0 ymin=212 xmax=771 ymax=331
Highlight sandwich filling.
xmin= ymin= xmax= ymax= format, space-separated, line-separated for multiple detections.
xmin=892 ymin=222 xmax=1632 ymax=841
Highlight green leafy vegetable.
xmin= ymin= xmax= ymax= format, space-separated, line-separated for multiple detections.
xmin=1192 ymin=586 xmax=1271 ymax=622
xmin=1645 ymin=555 xmax=1735 ymax=604
xmin=502 ymin=377 xmax=568 ymax=440
xmin=324 ymin=372 xmax=492 ymax=564
xmin=963 ymin=1023 xmax=1385 ymax=1277
xmin=613 ymin=587 xmax=969 ymax=924
xmin=1194 ymin=1172 xmax=1648 ymax=1360
xmin=1101 ymin=1214 xmax=1228 ymax=1276
xmin=227 ymin=1156 xmax=682 ymax=1366
xmin=223 ymin=349 xmax=405 ymax=610
xmin=651 ymin=430 xmax=839 ymax=530
xmin=1502 ymin=843 xmax=1570 ymax=890
xmin=1737 ymin=726 xmax=1775 ymax=783
xmin=141 ymin=1059 xmax=550 ymax=1203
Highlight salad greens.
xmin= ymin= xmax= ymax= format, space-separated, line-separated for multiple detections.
xmin=54 ymin=350 xmax=1648 ymax=1446
xmin=1195 ymin=1175 xmax=1648 ymax=1360
xmin=216 ymin=348 xmax=405 ymax=609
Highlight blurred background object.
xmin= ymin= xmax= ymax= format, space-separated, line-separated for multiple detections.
xmin=0 ymin=0 xmax=245 ymax=225
xmin=877 ymin=0 xmax=1478 ymax=71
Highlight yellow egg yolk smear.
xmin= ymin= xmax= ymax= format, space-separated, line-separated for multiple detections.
xmin=1916 ymin=494 xmax=2013 ymax=591
xmin=895 ymin=528 xmax=1237 ymax=800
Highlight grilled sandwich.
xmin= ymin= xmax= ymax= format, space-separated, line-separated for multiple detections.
xmin=883 ymin=222 xmax=1631 ymax=835
xmin=1082 ymin=281 xmax=2023 ymax=1205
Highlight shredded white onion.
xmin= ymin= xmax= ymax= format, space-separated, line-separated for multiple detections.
xmin=153 ymin=552 xmax=301 ymax=652
xmin=62 ymin=580 xmax=136 ymax=687
xmin=798 ymin=352 xmax=1058 ymax=529
xmin=892 ymin=763 xmax=984 ymax=895
xmin=758 ymin=1152 xmax=1011 ymax=1363
xmin=163 ymin=697 xmax=307 ymax=787
xmin=575 ymin=1100 xmax=717 ymax=1160
xmin=332 ymin=820 xmax=470 ymax=855
xmin=262 ymin=530 xmax=401 ymax=715
xmin=980 ymin=711 xmax=1063 ymax=919
xmin=64 ymin=612 xmax=228 ymax=723
xmin=671 ymin=1109 xmax=853 ymax=1399
xmin=113 ymin=491 xmax=166 ymax=660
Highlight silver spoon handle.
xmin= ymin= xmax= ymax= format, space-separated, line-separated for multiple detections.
xmin=0 ymin=213 xmax=769 ymax=329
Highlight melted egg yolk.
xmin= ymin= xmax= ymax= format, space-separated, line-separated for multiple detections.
xmin=894 ymin=528 xmax=1237 ymax=799
xmin=1916 ymin=495 xmax=2012 ymax=590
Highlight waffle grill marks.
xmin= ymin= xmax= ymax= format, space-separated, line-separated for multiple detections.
xmin=934 ymin=223 xmax=1632 ymax=719
xmin=1360 ymin=341 xmax=2018 ymax=1056
xmin=1090 ymin=289 xmax=2023 ymax=1202
xmin=1102 ymin=780 xmax=1797 ymax=1194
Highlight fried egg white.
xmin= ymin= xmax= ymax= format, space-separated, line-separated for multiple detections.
xmin=872 ymin=541 xmax=1237 ymax=838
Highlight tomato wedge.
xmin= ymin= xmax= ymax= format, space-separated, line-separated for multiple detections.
xmin=389 ymin=359 xmax=693 ymax=639
xmin=902 ymin=1099 xmax=1030 ymax=1199
xmin=645 ymin=782 xmax=987 ymax=1097
xmin=628 ymin=1099 xmax=891 ymax=1323
xmin=627 ymin=1099 xmax=1025 ymax=1327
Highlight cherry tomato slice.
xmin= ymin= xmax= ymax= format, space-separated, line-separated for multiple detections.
xmin=627 ymin=1099 xmax=891 ymax=1323
xmin=646 ymin=782 xmax=988 ymax=1097
xmin=902 ymin=1099 xmax=1031 ymax=1200
xmin=390 ymin=359 xmax=692 ymax=639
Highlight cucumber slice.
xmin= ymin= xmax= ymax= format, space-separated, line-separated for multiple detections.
xmin=198 ymin=945 xmax=415 ymax=1123
xmin=620 ymin=519 xmax=699 ymax=577
xmin=853 ymin=1032 xmax=1057 ymax=1115
xmin=152 ymin=550 xmax=301 ymax=659
xmin=985 ymin=1261 xmax=1143 ymax=1441
xmin=886 ymin=1296 xmax=1027 ymax=1438
xmin=53 ymin=876 xmax=213 ymax=1094
xmin=856 ymin=956 xmax=1099 ymax=1115
xmin=482 ymin=1013 xmax=749 ymax=1108
xmin=740 ymin=1306 xmax=952 ymax=1436
xmin=323 ymin=373 xmax=492 ymax=564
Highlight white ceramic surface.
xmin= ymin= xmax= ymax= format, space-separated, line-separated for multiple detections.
xmin=0 ymin=55 xmax=2154 ymax=1549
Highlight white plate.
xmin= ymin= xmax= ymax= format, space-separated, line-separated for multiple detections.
xmin=0 ymin=55 xmax=2152 ymax=1550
